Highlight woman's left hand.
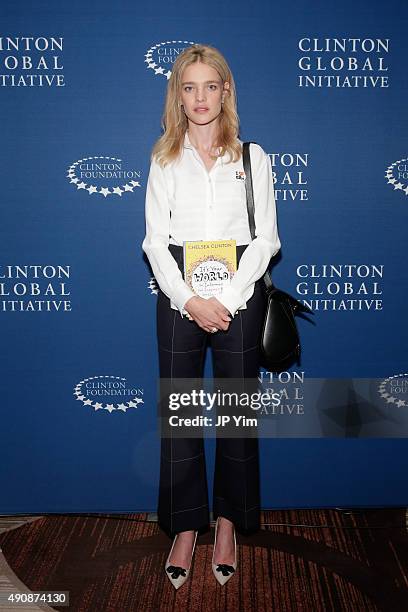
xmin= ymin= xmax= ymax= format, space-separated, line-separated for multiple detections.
xmin=184 ymin=296 xmax=232 ymax=332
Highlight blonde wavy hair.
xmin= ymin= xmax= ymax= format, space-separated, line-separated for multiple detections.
xmin=151 ymin=43 xmax=242 ymax=167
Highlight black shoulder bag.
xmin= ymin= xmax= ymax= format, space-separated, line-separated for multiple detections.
xmin=242 ymin=141 xmax=314 ymax=372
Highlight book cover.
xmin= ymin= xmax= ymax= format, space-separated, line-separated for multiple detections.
xmin=183 ymin=239 xmax=237 ymax=299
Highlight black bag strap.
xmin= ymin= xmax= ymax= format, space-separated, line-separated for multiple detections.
xmin=242 ymin=141 xmax=274 ymax=291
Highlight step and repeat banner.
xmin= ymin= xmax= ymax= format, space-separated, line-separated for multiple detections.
xmin=1 ymin=0 xmax=407 ymax=513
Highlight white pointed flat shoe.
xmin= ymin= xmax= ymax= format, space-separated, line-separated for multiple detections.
xmin=164 ymin=530 xmax=198 ymax=590
xmin=212 ymin=517 xmax=237 ymax=586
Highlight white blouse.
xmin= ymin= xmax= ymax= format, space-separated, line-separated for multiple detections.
xmin=142 ymin=131 xmax=281 ymax=318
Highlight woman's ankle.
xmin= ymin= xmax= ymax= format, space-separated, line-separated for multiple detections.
xmin=218 ymin=516 xmax=234 ymax=529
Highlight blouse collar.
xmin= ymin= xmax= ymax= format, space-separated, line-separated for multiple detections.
xmin=183 ymin=130 xmax=243 ymax=153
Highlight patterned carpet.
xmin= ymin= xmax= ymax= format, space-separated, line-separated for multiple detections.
xmin=0 ymin=509 xmax=407 ymax=611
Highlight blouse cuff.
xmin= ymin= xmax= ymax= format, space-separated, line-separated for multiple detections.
xmin=216 ymin=285 xmax=245 ymax=318
xmin=173 ymin=283 xmax=196 ymax=318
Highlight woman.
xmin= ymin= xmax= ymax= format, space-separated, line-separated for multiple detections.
xmin=142 ymin=43 xmax=281 ymax=589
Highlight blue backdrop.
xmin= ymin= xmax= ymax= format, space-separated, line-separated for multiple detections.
xmin=1 ymin=0 xmax=407 ymax=513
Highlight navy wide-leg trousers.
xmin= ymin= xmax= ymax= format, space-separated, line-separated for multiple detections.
xmin=156 ymin=244 xmax=266 ymax=539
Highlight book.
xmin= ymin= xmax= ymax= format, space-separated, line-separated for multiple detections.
xmin=183 ymin=239 xmax=237 ymax=300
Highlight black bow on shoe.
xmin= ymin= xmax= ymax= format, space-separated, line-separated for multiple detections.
xmin=166 ymin=565 xmax=187 ymax=580
xmin=216 ymin=564 xmax=235 ymax=576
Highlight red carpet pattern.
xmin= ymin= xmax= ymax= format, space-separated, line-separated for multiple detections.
xmin=0 ymin=509 xmax=407 ymax=611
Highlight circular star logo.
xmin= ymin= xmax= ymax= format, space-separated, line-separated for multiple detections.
xmin=378 ymin=373 xmax=408 ymax=408
xmin=144 ymin=40 xmax=195 ymax=80
xmin=384 ymin=159 xmax=408 ymax=197
xmin=66 ymin=156 xmax=141 ymax=198
xmin=148 ymin=277 xmax=159 ymax=296
xmin=74 ymin=375 xmax=144 ymax=413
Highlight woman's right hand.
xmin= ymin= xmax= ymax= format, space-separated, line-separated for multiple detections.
xmin=184 ymin=296 xmax=232 ymax=332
